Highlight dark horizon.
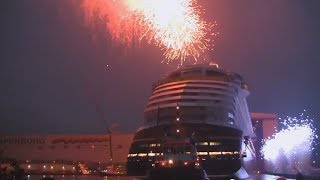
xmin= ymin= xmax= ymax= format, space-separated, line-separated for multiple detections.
xmin=0 ymin=0 xmax=320 ymax=139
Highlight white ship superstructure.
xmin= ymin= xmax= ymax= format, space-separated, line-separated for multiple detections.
xmin=127 ymin=64 xmax=256 ymax=177
xmin=143 ymin=64 xmax=254 ymax=137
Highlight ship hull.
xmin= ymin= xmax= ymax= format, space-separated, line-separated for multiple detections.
xmin=127 ymin=123 xmax=244 ymax=176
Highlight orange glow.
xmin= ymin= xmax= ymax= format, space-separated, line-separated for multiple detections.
xmin=82 ymin=0 xmax=217 ymax=64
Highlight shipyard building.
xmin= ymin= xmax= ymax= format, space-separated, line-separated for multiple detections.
xmin=0 ymin=113 xmax=276 ymax=174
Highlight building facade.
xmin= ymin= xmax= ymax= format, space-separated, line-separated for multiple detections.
xmin=0 ymin=133 xmax=133 ymax=174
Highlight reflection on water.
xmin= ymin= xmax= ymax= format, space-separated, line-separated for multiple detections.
xmin=27 ymin=175 xmax=139 ymax=180
xmin=26 ymin=174 xmax=297 ymax=180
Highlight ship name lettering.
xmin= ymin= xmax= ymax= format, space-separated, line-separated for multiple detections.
xmin=0 ymin=138 xmax=46 ymax=145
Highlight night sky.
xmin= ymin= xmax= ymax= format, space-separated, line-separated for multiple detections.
xmin=1 ymin=0 xmax=320 ymax=137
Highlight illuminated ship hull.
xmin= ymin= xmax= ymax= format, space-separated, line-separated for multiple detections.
xmin=127 ymin=64 xmax=255 ymax=177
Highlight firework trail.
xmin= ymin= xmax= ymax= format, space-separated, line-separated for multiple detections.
xmin=82 ymin=0 xmax=216 ymax=64
xmin=261 ymin=111 xmax=318 ymax=174
xmin=82 ymin=0 xmax=141 ymax=47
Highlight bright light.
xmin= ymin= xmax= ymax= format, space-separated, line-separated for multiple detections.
xmin=209 ymin=62 xmax=219 ymax=68
xmin=184 ymin=162 xmax=188 ymax=165
xmin=168 ymin=159 xmax=173 ymax=164
xmin=82 ymin=0 xmax=217 ymax=64
xmin=176 ymin=129 xmax=180 ymax=133
xmin=197 ymin=152 xmax=208 ymax=155
xmin=176 ymin=117 xmax=180 ymax=121
xmin=261 ymin=126 xmax=313 ymax=160
xmin=261 ymin=111 xmax=318 ymax=174
xmin=28 ymin=165 xmax=31 ymax=169
xmin=138 ymin=153 xmax=148 ymax=157
xmin=128 ymin=153 xmax=137 ymax=157
xmin=209 ymin=152 xmax=221 ymax=155
xmin=43 ymin=165 xmax=46 ymax=169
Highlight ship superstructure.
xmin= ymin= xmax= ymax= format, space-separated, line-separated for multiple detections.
xmin=127 ymin=64 xmax=255 ymax=177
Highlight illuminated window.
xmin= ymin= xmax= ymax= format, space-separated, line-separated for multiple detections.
xmin=228 ymin=118 xmax=235 ymax=124
xmin=222 ymin=151 xmax=233 ymax=155
xmin=196 ymin=142 xmax=208 ymax=146
xmin=228 ymin=112 xmax=234 ymax=119
xmin=209 ymin=142 xmax=221 ymax=146
xmin=209 ymin=152 xmax=221 ymax=155
xmin=138 ymin=153 xmax=148 ymax=157
xmin=128 ymin=153 xmax=137 ymax=157
xmin=197 ymin=152 xmax=208 ymax=155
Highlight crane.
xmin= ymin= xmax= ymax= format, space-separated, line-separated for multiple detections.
xmin=84 ymin=88 xmax=119 ymax=172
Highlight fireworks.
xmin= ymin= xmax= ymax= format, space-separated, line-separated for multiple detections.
xmin=261 ymin=111 xmax=318 ymax=174
xmin=82 ymin=0 xmax=216 ymax=64
xmin=82 ymin=0 xmax=141 ymax=47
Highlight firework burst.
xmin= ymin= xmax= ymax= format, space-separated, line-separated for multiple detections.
xmin=82 ymin=0 xmax=141 ymax=47
xmin=82 ymin=0 xmax=216 ymax=64
xmin=261 ymin=110 xmax=318 ymax=174
xmin=131 ymin=0 xmax=215 ymax=64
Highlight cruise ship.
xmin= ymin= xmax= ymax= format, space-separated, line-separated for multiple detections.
xmin=127 ymin=63 xmax=256 ymax=177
